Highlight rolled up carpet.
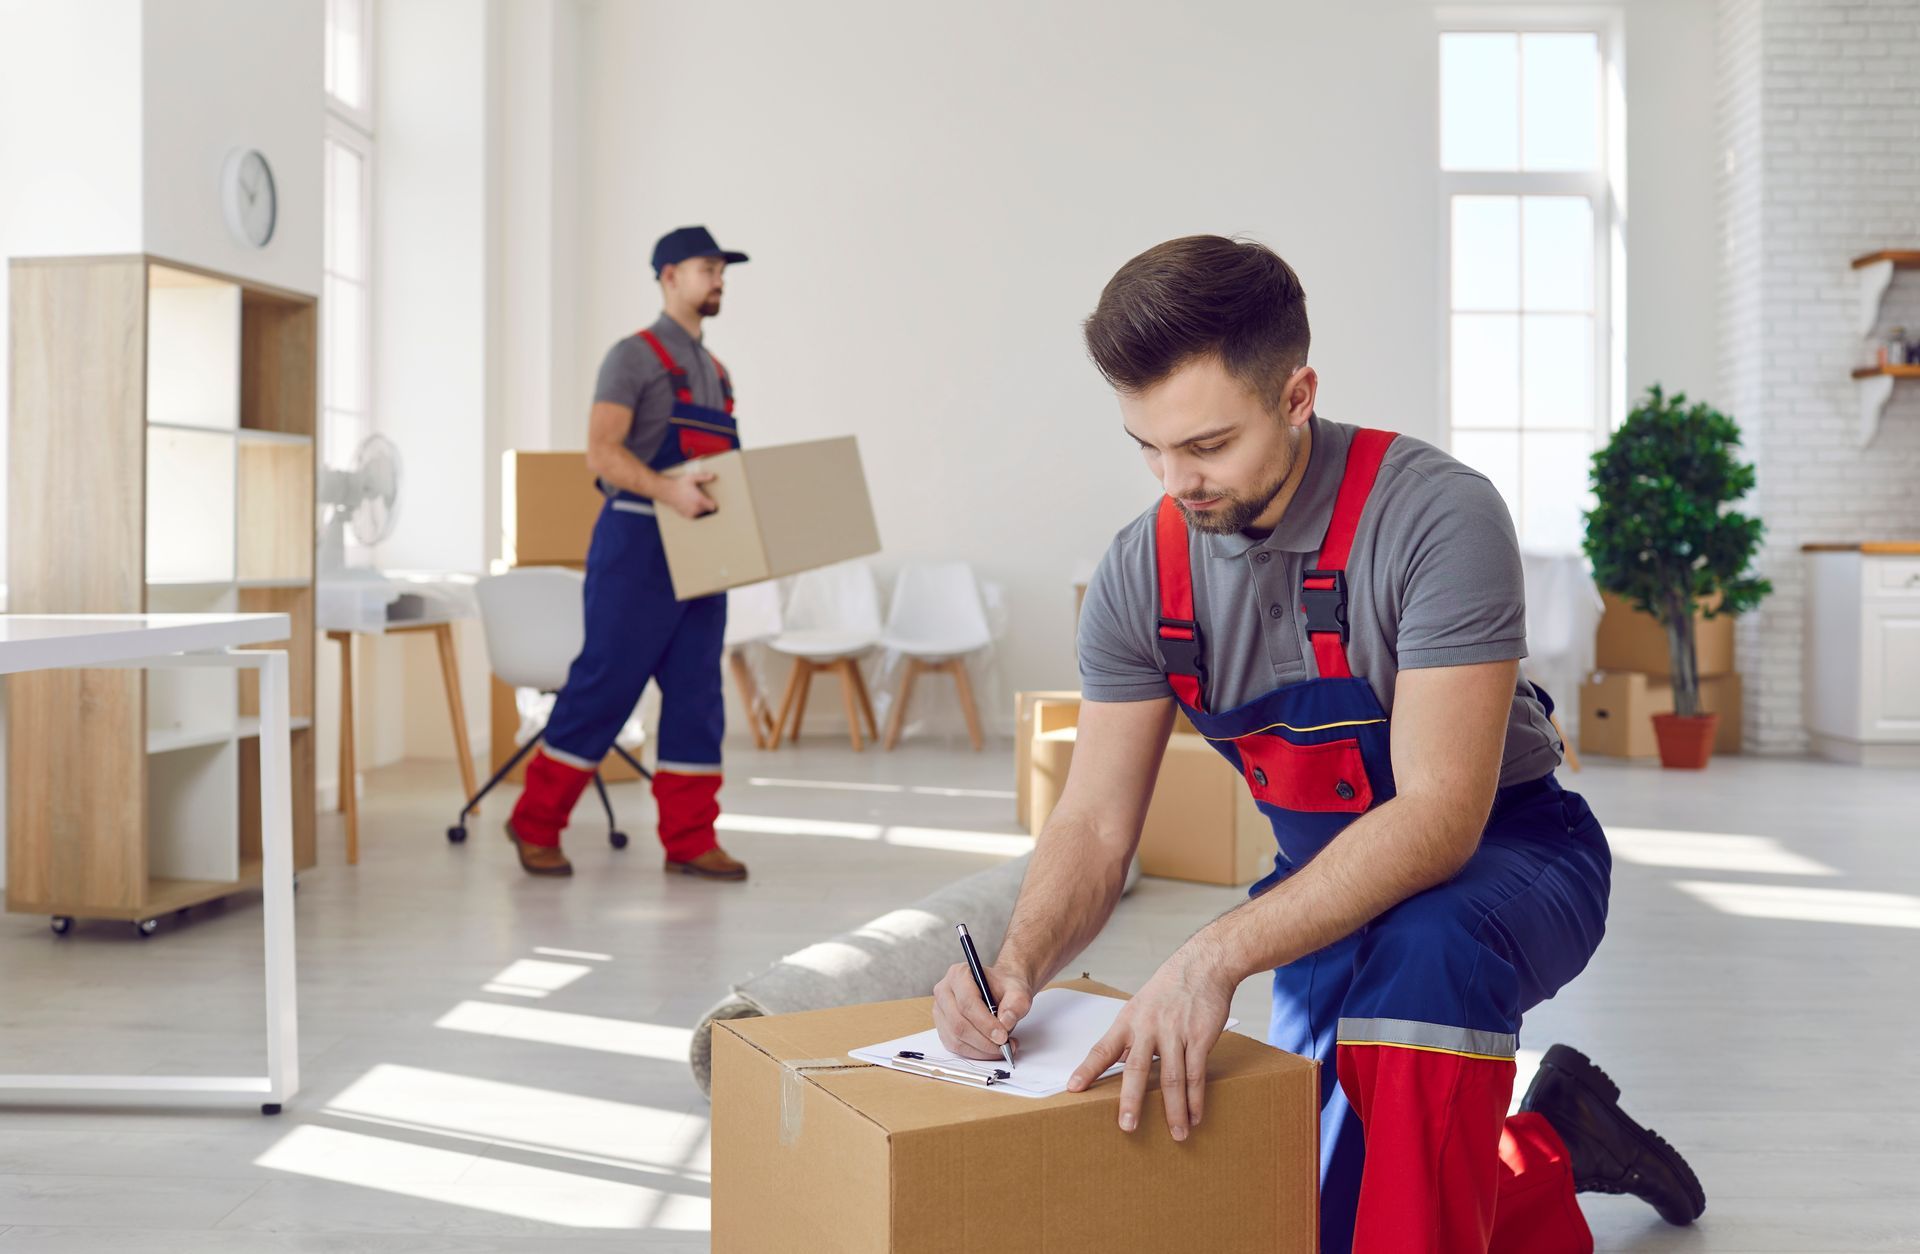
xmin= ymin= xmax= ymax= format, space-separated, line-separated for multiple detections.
xmin=688 ymin=853 xmax=1141 ymax=1095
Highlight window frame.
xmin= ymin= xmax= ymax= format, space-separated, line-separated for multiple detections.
xmin=1436 ymin=6 xmax=1626 ymax=555
xmin=323 ymin=0 xmax=376 ymax=474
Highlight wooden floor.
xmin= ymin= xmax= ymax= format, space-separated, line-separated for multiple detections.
xmin=0 ymin=740 xmax=1915 ymax=1252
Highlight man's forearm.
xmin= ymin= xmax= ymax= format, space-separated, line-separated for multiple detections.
xmin=1186 ymin=793 xmax=1486 ymax=985
xmin=994 ymin=808 xmax=1133 ymax=988
xmin=588 ymin=444 xmax=671 ymax=500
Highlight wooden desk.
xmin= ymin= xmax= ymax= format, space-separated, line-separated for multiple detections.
xmin=327 ymin=615 xmax=478 ymax=865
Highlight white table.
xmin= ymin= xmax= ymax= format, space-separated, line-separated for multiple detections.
xmin=0 ymin=613 xmax=299 ymax=1114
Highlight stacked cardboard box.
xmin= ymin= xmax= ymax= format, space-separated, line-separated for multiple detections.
xmin=1018 ymin=693 xmax=1274 ymax=888
xmin=1578 ymin=592 xmax=1742 ymax=758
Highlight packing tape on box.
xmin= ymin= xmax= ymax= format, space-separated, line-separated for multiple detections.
xmin=780 ymin=1058 xmax=867 ymax=1145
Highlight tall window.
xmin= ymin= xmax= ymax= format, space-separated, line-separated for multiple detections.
xmin=1440 ymin=19 xmax=1620 ymax=554
xmin=324 ymin=0 xmax=374 ymax=468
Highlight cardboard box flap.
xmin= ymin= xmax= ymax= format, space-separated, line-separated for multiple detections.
xmin=719 ymin=978 xmax=1313 ymax=1139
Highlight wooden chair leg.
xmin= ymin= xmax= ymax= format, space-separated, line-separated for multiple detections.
xmin=328 ymin=630 xmax=359 ymax=867
xmin=948 ymin=657 xmax=986 ymax=752
xmin=771 ymin=658 xmax=806 ymax=749
xmin=850 ymin=660 xmax=880 ymax=740
xmin=1551 ymin=711 xmax=1581 ymax=772
xmin=729 ymin=650 xmax=770 ymax=749
xmin=432 ymin=622 xmax=480 ymax=803
xmin=837 ymin=660 xmax=866 ymax=752
xmin=884 ymin=658 xmax=923 ymax=751
xmin=788 ymin=661 xmax=817 ymax=746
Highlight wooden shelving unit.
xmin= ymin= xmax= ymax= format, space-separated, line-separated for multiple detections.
xmin=6 ymin=255 xmax=318 ymax=929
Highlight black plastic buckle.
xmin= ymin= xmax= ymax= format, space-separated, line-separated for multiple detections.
xmin=1299 ymin=570 xmax=1350 ymax=642
xmin=1156 ymin=617 xmax=1208 ymax=687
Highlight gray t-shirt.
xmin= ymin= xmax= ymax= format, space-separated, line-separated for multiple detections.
xmin=1077 ymin=414 xmax=1562 ymax=787
xmin=591 ymin=314 xmax=735 ymax=493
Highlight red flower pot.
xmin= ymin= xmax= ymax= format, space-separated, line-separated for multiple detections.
xmin=1652 ymin=713 xmax=1719 ymax=770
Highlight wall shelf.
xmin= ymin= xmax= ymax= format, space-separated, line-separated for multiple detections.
xmin=1851 ymin=251 xmax=1920 ymax=446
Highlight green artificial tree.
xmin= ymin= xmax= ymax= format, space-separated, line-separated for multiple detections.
xmin=1582 ymin=385 xmax=1772 ymax=718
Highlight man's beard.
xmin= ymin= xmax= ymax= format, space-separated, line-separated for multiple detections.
xmin=699 ymin=295 xmax=722 ymax=317
xmin=1175 ymin=451 xmax=1297 ymax=535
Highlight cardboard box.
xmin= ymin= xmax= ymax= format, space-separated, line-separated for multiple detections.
xmin=1138 ymin=733 xmax=1276 ymax=887
xmin=657 ymin=436 xmax=880 ymax=601
xmin=711 ymin=978 xmax=1318 ymax=1254
xmin=1578 ymin=670 xmax=1743 ymax=758
xmin=1027 ymin=700 xmax=1273 ymax=887
xmin=1595 ymin=591 xmax=1735 ymax=678
xmin=1014 ymin=690 xmax=1082 ymax=828
xmin=502 ymin=450 xmax=602 ymax=567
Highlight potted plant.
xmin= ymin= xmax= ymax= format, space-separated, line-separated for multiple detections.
xmin=1582 ymin=386 xmax=1772 ymax=769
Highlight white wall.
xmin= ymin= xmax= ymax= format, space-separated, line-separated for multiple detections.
xmin=1717 ymin=0 xmax=1920 ymax=753
xmin=556 ymin=0 xmax=1723 ymax=712
xmin=141 ymin=0 xmax=325 ymax=294
xmin=375 ymin=0 xmax=490 ymax=574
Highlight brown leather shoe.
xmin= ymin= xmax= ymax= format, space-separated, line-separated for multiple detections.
xmin=666 ymin=846 xmax=748 ymax=881
xmin=505 ymin=821 xmax=572 ymax=876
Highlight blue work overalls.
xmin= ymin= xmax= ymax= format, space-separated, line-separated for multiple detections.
xmin=1153 ymin=429 xmax=1611 ymax=1253
xmin=511 ymin=329 xmax=737 ymax=860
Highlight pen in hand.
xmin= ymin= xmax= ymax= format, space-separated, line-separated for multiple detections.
xmin=956 ymin=922 xmax=1015 ymax=1072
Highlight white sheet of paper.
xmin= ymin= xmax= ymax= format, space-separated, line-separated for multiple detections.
xmin=848 ymin=988 xmax=1237 ymax=1099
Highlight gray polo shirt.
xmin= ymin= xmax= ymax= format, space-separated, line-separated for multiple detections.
xmin=1077 ymin=414 xmax=1562 ymax=788
xmin=591 ymin=314 xmax=734 ymax=493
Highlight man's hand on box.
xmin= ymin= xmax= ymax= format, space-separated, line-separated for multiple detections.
xmin=661 ymin=470 xmax=717 ymax=519
xmin=932 ymin=962 xmax=1033 ymax=1061
xmin=1066 ymin=945 xmax=1232 ymax=1143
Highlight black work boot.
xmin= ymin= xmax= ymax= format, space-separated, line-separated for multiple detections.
xmin=1520 ymin=1044 xmax=1706 ymax=1226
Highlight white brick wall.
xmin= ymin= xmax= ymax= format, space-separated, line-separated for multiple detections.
xmin=1717 ymin=0 xmax=1920 ymax=754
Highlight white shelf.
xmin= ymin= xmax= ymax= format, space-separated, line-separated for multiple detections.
xmin=146 ymin=426 xmax=236 ymax=584
xmin=238 ymin=715 xmax=312 ymax=739
xmin=236 ymin=428 xmax=314 ymax=446
xmin=147 ymin=740 xmax=240 ymax=882
xmin=146 ymin=281 xmax=241 ymax=431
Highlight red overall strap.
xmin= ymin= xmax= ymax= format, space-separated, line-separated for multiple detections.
xmin=1302 ymin=428 xmax=1396 ymax=680
xmin=709 ymin=352 xmax=735 ymax=415
xmin=636 ymin=330 xmax=694 ymax=403
xmin=1154 ymin=495 xmax=1207 ymax=711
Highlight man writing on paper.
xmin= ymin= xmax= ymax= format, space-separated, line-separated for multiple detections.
xmin=932 ymin=237 xmax=1704 ymax=1252
xmin=505 ymin=226 xmax=751 ymax=882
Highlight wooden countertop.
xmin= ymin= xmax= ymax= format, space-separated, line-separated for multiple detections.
xmin=1802 ymin=542 xmax=1920 ymax=554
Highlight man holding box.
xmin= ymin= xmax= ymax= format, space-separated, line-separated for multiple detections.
xmin=934 ymin=236 xmax=1704 ymax=1251
xmin=505 ymin=226 xmax=750 ymax=882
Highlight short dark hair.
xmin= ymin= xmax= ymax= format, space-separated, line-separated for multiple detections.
xmin=1082 ymin=235 xmax=1310 ymax=414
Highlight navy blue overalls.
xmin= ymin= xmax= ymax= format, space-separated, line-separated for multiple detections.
xmin=511 ymin=329 xmax=738 ymax=860
xmin=1153 ymin=429 xmax=1612 ymax=1253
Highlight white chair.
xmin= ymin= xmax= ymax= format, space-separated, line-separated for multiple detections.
xmin=725 ymin=581 xmax=785 ymax=749
xmin=767 ymin=561 xmax=883 ymax=750
xmin=879 ymin=560 xmax=993 ymax=751
xmin=447 ymin=567 xmax=648 ymax=848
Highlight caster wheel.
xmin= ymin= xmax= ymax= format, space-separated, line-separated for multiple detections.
xmin=609 ymin=830 xmax=630 ymax=850
xmin=50 ymin=916 xmax=73 ymax=936
xmin=447 ymin=825 xmax=468 ymax=844
xmin=261 ymin=1103 xmax=283 ymax=1116
xmin=135 ymin=918 xmax=159 ymax=938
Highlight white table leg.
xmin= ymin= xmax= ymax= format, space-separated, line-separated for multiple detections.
xmin=253 ymin=647 xmax=300 ymax=1111
xmin=0 ymin=646 xmax=300 ymax=1113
